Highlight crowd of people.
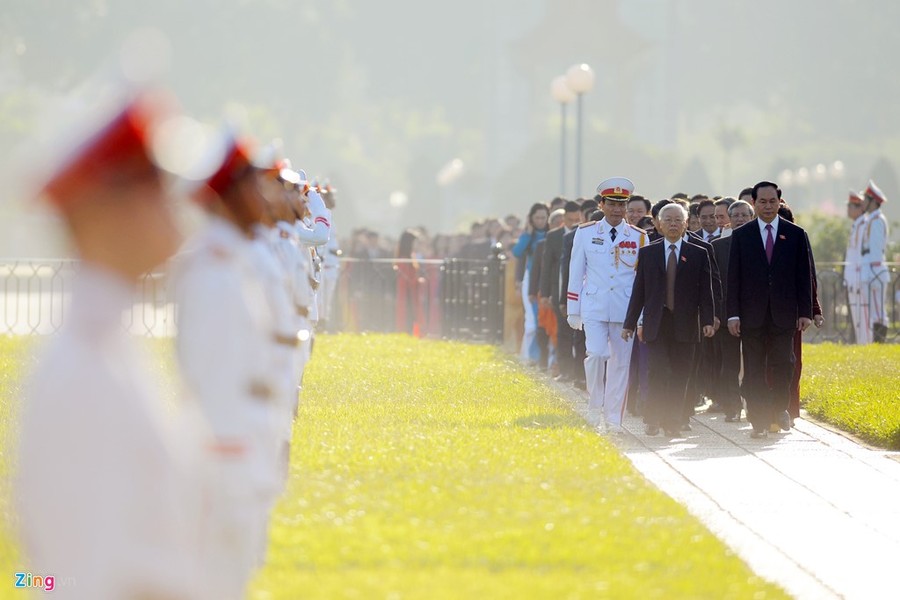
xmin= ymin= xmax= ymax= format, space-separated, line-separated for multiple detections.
xmin=507 ymin=177 xmax=890 ymax=439
xmin=16 ymin=83 xmax=339 ymax=598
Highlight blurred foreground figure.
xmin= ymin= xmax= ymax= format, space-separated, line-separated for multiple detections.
xmin=16 ymin=90 xmax=206 ymax=599
xmin=172 ymin=133 xmax=281 ymax=599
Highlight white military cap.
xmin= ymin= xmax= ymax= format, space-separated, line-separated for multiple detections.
xmin=864 ymin=179 xmax=888 ymax=204
xmin=596 ymin=177 xmax=634 ymax=200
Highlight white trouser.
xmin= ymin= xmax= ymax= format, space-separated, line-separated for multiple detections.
xmin=864 ymin=264 xmax=889 ymax=327
xmin=519 ymin=268 xmax=536 ymax=362
xmin=848 ymin=266 xmax=871 ymax=344
xmin=204 ymin=410 xmax=279 ymax=600
xmin=318 ymin=267 xmax=339 ymax=322
xmin=583 ymin=319 xmax=634 ymax=426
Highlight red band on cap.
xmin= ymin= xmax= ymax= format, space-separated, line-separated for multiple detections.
xmin=206 ymin=140 xmax=254 ymax=197
xmin=42 ymin=100 xmax=156 ymax=205
xmin=600 ymin=187 xmax=631 ymax=199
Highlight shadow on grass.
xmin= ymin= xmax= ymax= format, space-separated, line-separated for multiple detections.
xmin=514 ymin=413 xmax=585 ymax=430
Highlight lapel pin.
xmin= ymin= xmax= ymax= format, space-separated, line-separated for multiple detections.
xmin=779 ymin=234 xmax=786 ymax=240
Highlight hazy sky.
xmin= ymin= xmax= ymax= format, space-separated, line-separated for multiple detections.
xmin=2 ymin=0 xmax=898 ymax=251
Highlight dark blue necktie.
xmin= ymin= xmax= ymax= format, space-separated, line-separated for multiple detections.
xmin=610 ymin=227 xmax=617 ymax=242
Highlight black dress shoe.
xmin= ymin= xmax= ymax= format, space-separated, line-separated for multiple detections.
xmin=777 ymin=410 xmax=792 ymax=432
xmin=750 ymin=428 xmax=768 ymax=439
xmin=724 ymin=412 xmax=739 ymax=423
xmin=644 ymin=424 xmax=660 ymax=436
xmin=707 ymin=402 xmax=724 ymax=413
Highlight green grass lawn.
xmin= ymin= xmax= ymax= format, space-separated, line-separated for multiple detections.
xmin=250 ymin=334 xmax=783 ymax=599
xmin=0 ymin=334 xmax=787 ymax=599
xmin=801 ymin=343 xmax=900 ymax=449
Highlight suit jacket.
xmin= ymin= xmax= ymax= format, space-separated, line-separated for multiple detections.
xmin=686 ymin=232 xmax=723 ymax=322
xmin=624 ymin=239 xmax=715 ymax=343
xmin=726 ymin=217 xmax=813 ymax=329
xmin=539 ymin=226 xmax=566 ymax=306
xmin=712 ymin=235 xmax=732 ymax=322
xmin=559 ymin=227 xmax=578 ymax=312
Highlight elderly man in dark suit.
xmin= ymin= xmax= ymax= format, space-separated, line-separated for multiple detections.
xmin=711 ymin=199 xmax=754 ymax=422
xmin=727 ymin=181 xmax=813 ymax=439
xmin=623 ymin=203 xmax=716 ymax=437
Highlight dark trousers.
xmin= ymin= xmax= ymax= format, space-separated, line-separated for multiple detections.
xmin=788 ymin=331 xmax=802 ymax=418
xmin=555 ymin=307 xmax=575 ymax=378
xmin=715 ymin=327 xmax=742 ymax=417
xmin=627 ymin=339 xmax=650 ymax=415
xmin=646 ymin=310 xmax=697 ymax=431
xmin=740 ymin=306 xmax=796 ymax=430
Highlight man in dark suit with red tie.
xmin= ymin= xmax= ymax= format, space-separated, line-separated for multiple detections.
xmin=727 ymin=181 xmax=813 ymax=439
xmin=623 ymin=203 xmax=716 ymax=437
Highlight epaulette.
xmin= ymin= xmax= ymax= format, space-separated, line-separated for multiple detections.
xmin=626 ymin=223 xmax=646 ymax=235
xmin=578 ymin=220 xmax=597 ymax=228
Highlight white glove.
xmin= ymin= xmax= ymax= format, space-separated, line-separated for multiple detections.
xmin=567 ymin=314 xmax=583 ymax=330
xmin=306 ymin=189 xmax=327 ymax=217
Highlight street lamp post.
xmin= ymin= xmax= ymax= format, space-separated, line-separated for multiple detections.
xmin=566 ymin=63 xmax=595 ymax=196
xmin=551 ymin=76 xmax=576 ymax=197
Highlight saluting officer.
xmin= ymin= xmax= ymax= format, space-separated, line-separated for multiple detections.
xmin=860 ymin=180 xmax=890 ymax=343
xmin=844 ymin=190 xmax=869 ymax=343
xmin=318 ymin=182 xmax=341 ymax=330
xmin=567 ymin=177 xmax=648 ymax=433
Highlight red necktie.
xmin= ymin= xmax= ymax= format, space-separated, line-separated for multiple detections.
xmin=765 ymin=224 xmax=774 ymax=263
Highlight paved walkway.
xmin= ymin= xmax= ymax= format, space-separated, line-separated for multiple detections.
xmin=557 ymin=383 xmax=900 ymax=600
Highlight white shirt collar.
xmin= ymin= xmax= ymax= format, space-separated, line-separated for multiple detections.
xmin=666 ymin=237 xmax=684 ymax=257
xmin=758 ymin=215 xmax=780 ymax=239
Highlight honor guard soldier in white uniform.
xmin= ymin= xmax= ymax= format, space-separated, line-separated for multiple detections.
xmin=318 ymin=182 xmax=341 ymax=330
xmin=248 ymin=162 xmax=302 ymax=494
xmin=257 ymin=160 xmax=313 ymax=455
xmin=861 ymin=180 xmax=890 ymax=343
xmin=290 ymin=173 xmax=332 ymax=347
xmin=17 ymin=89 xmax=207 ymax=600
xmin=844 ymin=190 xmax=869 ymax=343
xmin=173 ymin=132 xmax=282 ymax=599
xmin=566 ymin=177 xmax=648 ymax=433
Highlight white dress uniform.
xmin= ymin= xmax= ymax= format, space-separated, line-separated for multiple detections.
xmin=845 ymin=208 xmax=869 ymax=344
xmin=17 ymin=265 xmax=206 ymax=600
xmin=294 ymin=189 xmax=332 ymax=330
xmin=318 ymin=219 xmax=341 ymax=325
xmin=294 ymin=189 xmax=332 ymax=248
xmin=249 ymin=223 xmax=301 ymax=491
xmin=567 ymin=217 xmax=647 ymax=429
xmin=861 ymin=206 xmax=890 ymax=336
xmin=173 ymin=217 xmax=281 ymax=599
xmin=272 ymin=220 xmax=314 ymax=395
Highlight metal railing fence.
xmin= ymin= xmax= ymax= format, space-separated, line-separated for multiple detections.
xmin=0 ymin=258 xmax=895 ymax=343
